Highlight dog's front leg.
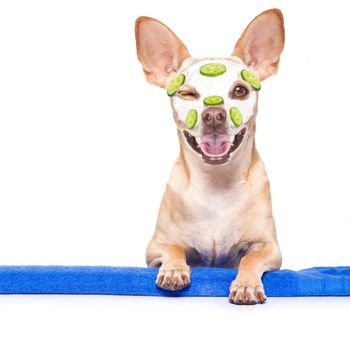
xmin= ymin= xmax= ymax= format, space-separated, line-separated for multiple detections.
xmin=146 ymin=240 xmax=191 ymax=291
xmin=229 ymin=241 xmax=281 ymax=305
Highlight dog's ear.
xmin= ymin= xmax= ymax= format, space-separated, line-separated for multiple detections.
xmin=135 ymin=17 xmax=190 ymax=88
xmin=232 ymin=9 xmax=285 ymax=81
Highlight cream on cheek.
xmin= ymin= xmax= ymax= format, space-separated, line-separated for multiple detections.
xmin=171 ymin=59 xmax=257 ymax=132
xmin=226 ymin=93 xmax=257 ymax=131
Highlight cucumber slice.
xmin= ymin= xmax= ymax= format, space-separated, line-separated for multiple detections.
xmin=185 ymin=109 xmax=198 ymax=129
xmin=203 ymin=95 xmax=224 ymax=106
xmin=167 ymin=74 xmax=186 ymax=96
xmin=229 ymin=107 xmax=243 ymax=127
xmin=200 ymin=63 xmax=227 ymax=77
xmin=241 ymin=69 xmax=261 ymax=90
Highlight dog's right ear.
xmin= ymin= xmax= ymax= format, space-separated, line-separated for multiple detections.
xmin=135 ymin=17 xmax=190 ymax=88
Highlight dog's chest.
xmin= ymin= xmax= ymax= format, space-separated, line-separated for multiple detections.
xmin=183 ymin=189 xmax=246 ymax=267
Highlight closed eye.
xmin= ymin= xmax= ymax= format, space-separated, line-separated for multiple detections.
xmin=176 ymin=86 xmax=200 ymax=100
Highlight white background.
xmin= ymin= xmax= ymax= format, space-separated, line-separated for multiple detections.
xmin=0 ymin=0 xmax=349 ymax=349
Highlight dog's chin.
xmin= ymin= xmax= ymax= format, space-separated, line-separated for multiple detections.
xmin=183 ymin=128 xmax=246 ymax=165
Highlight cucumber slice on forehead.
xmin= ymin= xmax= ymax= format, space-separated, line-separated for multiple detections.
xmin=229 ymin=107 xmax=243 ymax=127
xmin=203 ymin=95 xmax=224 ymax=106
xmin=241 ymin=69 xmax=261 ymax=90
xmin=185 ymin=109 xmax=198 ymax=129
xmin=167 ymin=74 xmax=186 ymax=96
xmin=200 ymin=63 xmax=227 ymax=77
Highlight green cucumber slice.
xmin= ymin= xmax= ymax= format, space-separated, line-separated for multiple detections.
xmin=167 ymin=74 xmax=186 ymax=96
xmin=229 ymin=107 xmax=243 ymax=127
xmin=203 ymin=95 xmax=224 ymax=106
xmin=200 ymin=63 xmax=227 ymax=77
xmin=241 ymin=69 xmax=261 ymax=90
xmin=185 ymin=109 xmax=198 ymax=129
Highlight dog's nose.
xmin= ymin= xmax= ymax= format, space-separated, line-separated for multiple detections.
xmin=201 ymin=107 xmax=227 ymax=127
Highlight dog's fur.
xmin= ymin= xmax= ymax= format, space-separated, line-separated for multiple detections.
xmin=135 ymin=9 xmax=285 ymax=304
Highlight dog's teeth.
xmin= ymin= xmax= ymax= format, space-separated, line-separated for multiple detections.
xmin=229 ymin=136 xmax=235 ymax=144
xmin=196 ymin=137 xmax=201 ymax=145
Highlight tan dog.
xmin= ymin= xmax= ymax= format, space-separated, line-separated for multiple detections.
xmin=135 ymin=9 xmax=285 ymax=304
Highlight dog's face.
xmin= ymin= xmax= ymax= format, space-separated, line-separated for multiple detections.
xmin=170 ymin=57 xmax=257 ymax=164
xmin=135 ymin=10 xmax=284 ymax=165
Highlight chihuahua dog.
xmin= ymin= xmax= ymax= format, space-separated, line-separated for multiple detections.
xmin=135 ymin=9 xmax=285 ymax=304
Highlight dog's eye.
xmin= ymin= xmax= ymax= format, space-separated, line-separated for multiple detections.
xmin=176 ymin=87 xmax=200 ymax=100
xmin=231 ymin=85 xmax=249 ymax=99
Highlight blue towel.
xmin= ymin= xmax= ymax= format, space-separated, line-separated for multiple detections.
xmin=0 ymin=266 xmax=349 ymax=297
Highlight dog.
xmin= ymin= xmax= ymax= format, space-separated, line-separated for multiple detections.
xmin=135 ymin=8 xmax=285 ymax=304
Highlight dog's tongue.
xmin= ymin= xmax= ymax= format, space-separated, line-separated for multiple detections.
xmin=198 ymin=135 xmax=232 ymax=158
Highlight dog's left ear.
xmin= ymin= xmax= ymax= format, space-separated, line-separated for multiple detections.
xmin=135 ymin=17 xmax=190 ymax=88
xmin=232 ymin=9 xmax=285 ymax=81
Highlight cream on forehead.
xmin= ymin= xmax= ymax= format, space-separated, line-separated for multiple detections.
xmin=179 ymin=59 xmax=244 ymax=95
xmin=169 ymin=59 xmax=259 ymax=133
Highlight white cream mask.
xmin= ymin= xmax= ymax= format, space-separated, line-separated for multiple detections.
xmin=168 ymin=58 xmax=260 ymax=134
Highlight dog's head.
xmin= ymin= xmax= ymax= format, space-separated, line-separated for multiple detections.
xmin=135 ymin=9 xmax=284 ymax=165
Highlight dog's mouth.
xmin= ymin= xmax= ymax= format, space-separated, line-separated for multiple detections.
xmin=183 ymin=128 xmax=246 ymax=165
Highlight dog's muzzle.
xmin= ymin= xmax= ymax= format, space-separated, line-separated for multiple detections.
xmin=183 ymin=128 xmax=246 ymax=165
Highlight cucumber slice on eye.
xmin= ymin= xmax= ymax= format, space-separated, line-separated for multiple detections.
xmin=200 ymin=63 xmax=227 ymax=77
xmin=203 ymin=95 xmax=224 ymax=106
xmin=167 ymin=74 xmax=186 ymax=96
xmin=185 ymin=109 xmax=198 ymax=129
xmin=229 ymin=107 xmax=243 ymax=127
xmin=241 ymin=69 xmax=261 ymax=90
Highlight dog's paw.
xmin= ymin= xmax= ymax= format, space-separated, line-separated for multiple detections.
xmin=229 ymin=279 xmax=267 ymax=305
xmin=156 ymin=264 xmax=191 ymax=291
